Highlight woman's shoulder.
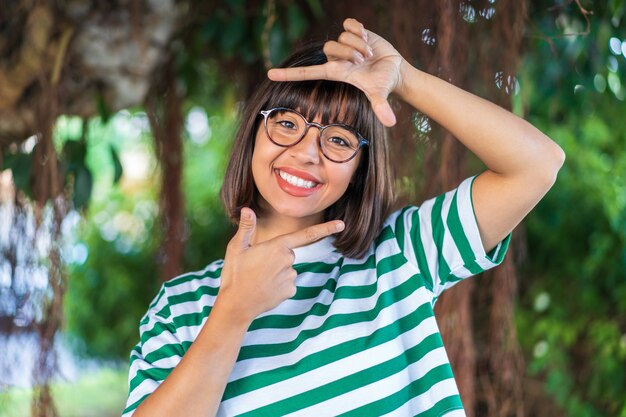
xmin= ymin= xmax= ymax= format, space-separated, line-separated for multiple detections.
xmin=160 ymin=259 xmax=225 ymax=299
xmin=380 ymin=205 xmax=418 ymax=231
xmin=381 ymin=176 xmax=477 ymax=230
xmin=138 ymin=259 xmax=225 ymax=330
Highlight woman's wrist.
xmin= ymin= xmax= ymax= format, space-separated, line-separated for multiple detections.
xmin=211 ymin=291 xmax=255 ymax=331
xmin=394 ymin=59 xmax=416 ymax=101
xmin=394 ymin=60 xmax=428 ymax=108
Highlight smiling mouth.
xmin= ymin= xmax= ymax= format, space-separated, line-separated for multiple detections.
xmin=276 ymin=169 xmax=320 ymax=189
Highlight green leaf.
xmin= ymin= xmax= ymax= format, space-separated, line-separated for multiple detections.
xmin=220 ymin=14 xmax=246 ymax=54
xmin=226 ymin=0 xmax=244 ymax=12
xmin=63 ymin=139 xmax=87 ymax=165
xmin=269 ymin=24 xmax=289 ymax=67
xmin=110 ymin=145 xmax=123 ymax=184
xmin=610 ymin=0 xmax=625 ymax=19
xmin=73 ymin=164 xmax=93 ymax=210
xmin=96 ymin=93 xmax=111 ymax=123
xmin=200 ymin=17 xmax=220 ymax=41
xmin=3 ymin=152 xmax=32 ymax=196
xmin=287 ymin=4 xmax=308 ymax=41
xmin=305 ymin=0 xmax=324 ymax=19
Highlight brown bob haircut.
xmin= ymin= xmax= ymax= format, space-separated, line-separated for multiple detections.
xmin=221 ymin=41 xmax=395 ymax=259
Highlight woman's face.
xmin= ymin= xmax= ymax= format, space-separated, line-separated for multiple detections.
xmin=251 ymin=109 xmax=362 ymax=222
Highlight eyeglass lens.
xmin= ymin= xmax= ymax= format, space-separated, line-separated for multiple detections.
xmin=266 ymin=109 xmax=361 ymax=162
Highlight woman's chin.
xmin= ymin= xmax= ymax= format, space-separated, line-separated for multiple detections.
xmin=263 ymin=200 xmax=324 ymax=222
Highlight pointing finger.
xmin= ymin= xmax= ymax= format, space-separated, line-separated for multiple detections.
xmin=268 ymin=65 xmax=329 ymax=82
xmin=278 ymin=220 xmax=345 ymax=249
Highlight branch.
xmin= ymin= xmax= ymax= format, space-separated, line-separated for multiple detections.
xmin=527 ymin=0 xmax=594 ymax=54
xmin=262 ymin=0 xmax=276 ymax=71
xmin=50 ymin=26 xmax=74 ymax=86
xmin=0 ymin=4 xmax=53 ymax=110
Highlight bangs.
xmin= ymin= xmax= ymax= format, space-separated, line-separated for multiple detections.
xmin=263 ymin=80 xmax=375 ymax=139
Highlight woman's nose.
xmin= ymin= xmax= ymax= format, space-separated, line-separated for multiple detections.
xmin=288 ymin=128 xmax=321 ymax=163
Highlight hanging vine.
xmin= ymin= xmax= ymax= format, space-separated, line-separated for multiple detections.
xmin=146 ymin=55 xmax=186 ymax=284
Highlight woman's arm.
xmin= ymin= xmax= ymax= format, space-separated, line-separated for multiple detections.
xmin=130 ymin=211 xmax=344 ymax=416
xmin=132 ymin=299 xmax=251 ymax=417
xmin=395 ymin=64 xmax=565 ymax=252
xmin=268 ymin=18 xmax=565 ymax=253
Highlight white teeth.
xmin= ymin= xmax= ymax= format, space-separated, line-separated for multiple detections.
xmin=278 ymin=170 xmax=317 ymax=189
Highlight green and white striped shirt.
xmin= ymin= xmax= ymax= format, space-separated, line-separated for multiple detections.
xmin=124 ymin=176 xmax=510 ymax=416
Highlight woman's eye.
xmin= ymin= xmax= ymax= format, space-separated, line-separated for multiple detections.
xmin=328 ymin=136 xmax=350 ymax=147
xmin=277 ymin=120 xmax=296 ymax=129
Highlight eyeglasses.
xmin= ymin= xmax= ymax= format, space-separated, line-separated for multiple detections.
xmin=259 ymin=107 xmax=369 ymax=163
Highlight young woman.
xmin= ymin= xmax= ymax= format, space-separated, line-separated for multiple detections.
xmin=124 ymin=18 xmax=564 ymax=417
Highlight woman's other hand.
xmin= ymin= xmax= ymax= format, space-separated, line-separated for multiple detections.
xmin=268 ymin=18 xmax=404 ymax=128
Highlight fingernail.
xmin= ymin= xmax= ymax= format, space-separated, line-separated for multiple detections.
xmin=336 ymin=222 xmax=345 ymax=232
xmin=362 ymin=30 xmax=368 ymax=41
xmin=367 ymin=46 xmax=373 ymax=57
xmin=355 ymin=53 xmax=364 ymax=64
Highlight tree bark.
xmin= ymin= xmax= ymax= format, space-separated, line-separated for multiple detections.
xmin=147 ymin=57 xmax=186 ymax=283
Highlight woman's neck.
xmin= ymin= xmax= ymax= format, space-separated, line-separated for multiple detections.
xmin=251 ymin=210 xmax=324 ymax=246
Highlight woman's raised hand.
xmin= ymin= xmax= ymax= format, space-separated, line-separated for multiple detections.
xmin=216 ymin=208 xmax=345 ymax=323
xmin=267 ymin=18 xmax=404 ymax=127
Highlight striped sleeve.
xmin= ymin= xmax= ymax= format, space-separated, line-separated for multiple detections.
xmin=122 ymin=285 xmax=185 ymax=416
xmin=397 ymin=175 xmax=511 ymax=297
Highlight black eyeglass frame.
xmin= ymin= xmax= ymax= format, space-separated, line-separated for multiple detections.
xmin=259 ymin=107 xmax=370 ymax=163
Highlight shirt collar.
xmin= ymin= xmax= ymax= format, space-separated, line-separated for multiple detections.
xmin=293 ymin=235 xmax=337 ymax=264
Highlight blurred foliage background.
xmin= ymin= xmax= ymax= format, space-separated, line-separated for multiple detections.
xmin=517 ymin=3 xmax=626 ymax=415
xmin=1 ymin=0 xmax=625 ymax=416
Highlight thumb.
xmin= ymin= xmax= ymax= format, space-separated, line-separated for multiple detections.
xmin=236 ymin=207 xmax=256 ymax=249
xmin=372 ymin=98 xmax=396 ymax=127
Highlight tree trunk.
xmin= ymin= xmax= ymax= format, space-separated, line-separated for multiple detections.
xmin=29 ymin=53 xmax=67 ymax=417
xmin=31 ymin=198 xmax=66 ymax=417
xmin=147 ymin=57 xmax=186 ymax=283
